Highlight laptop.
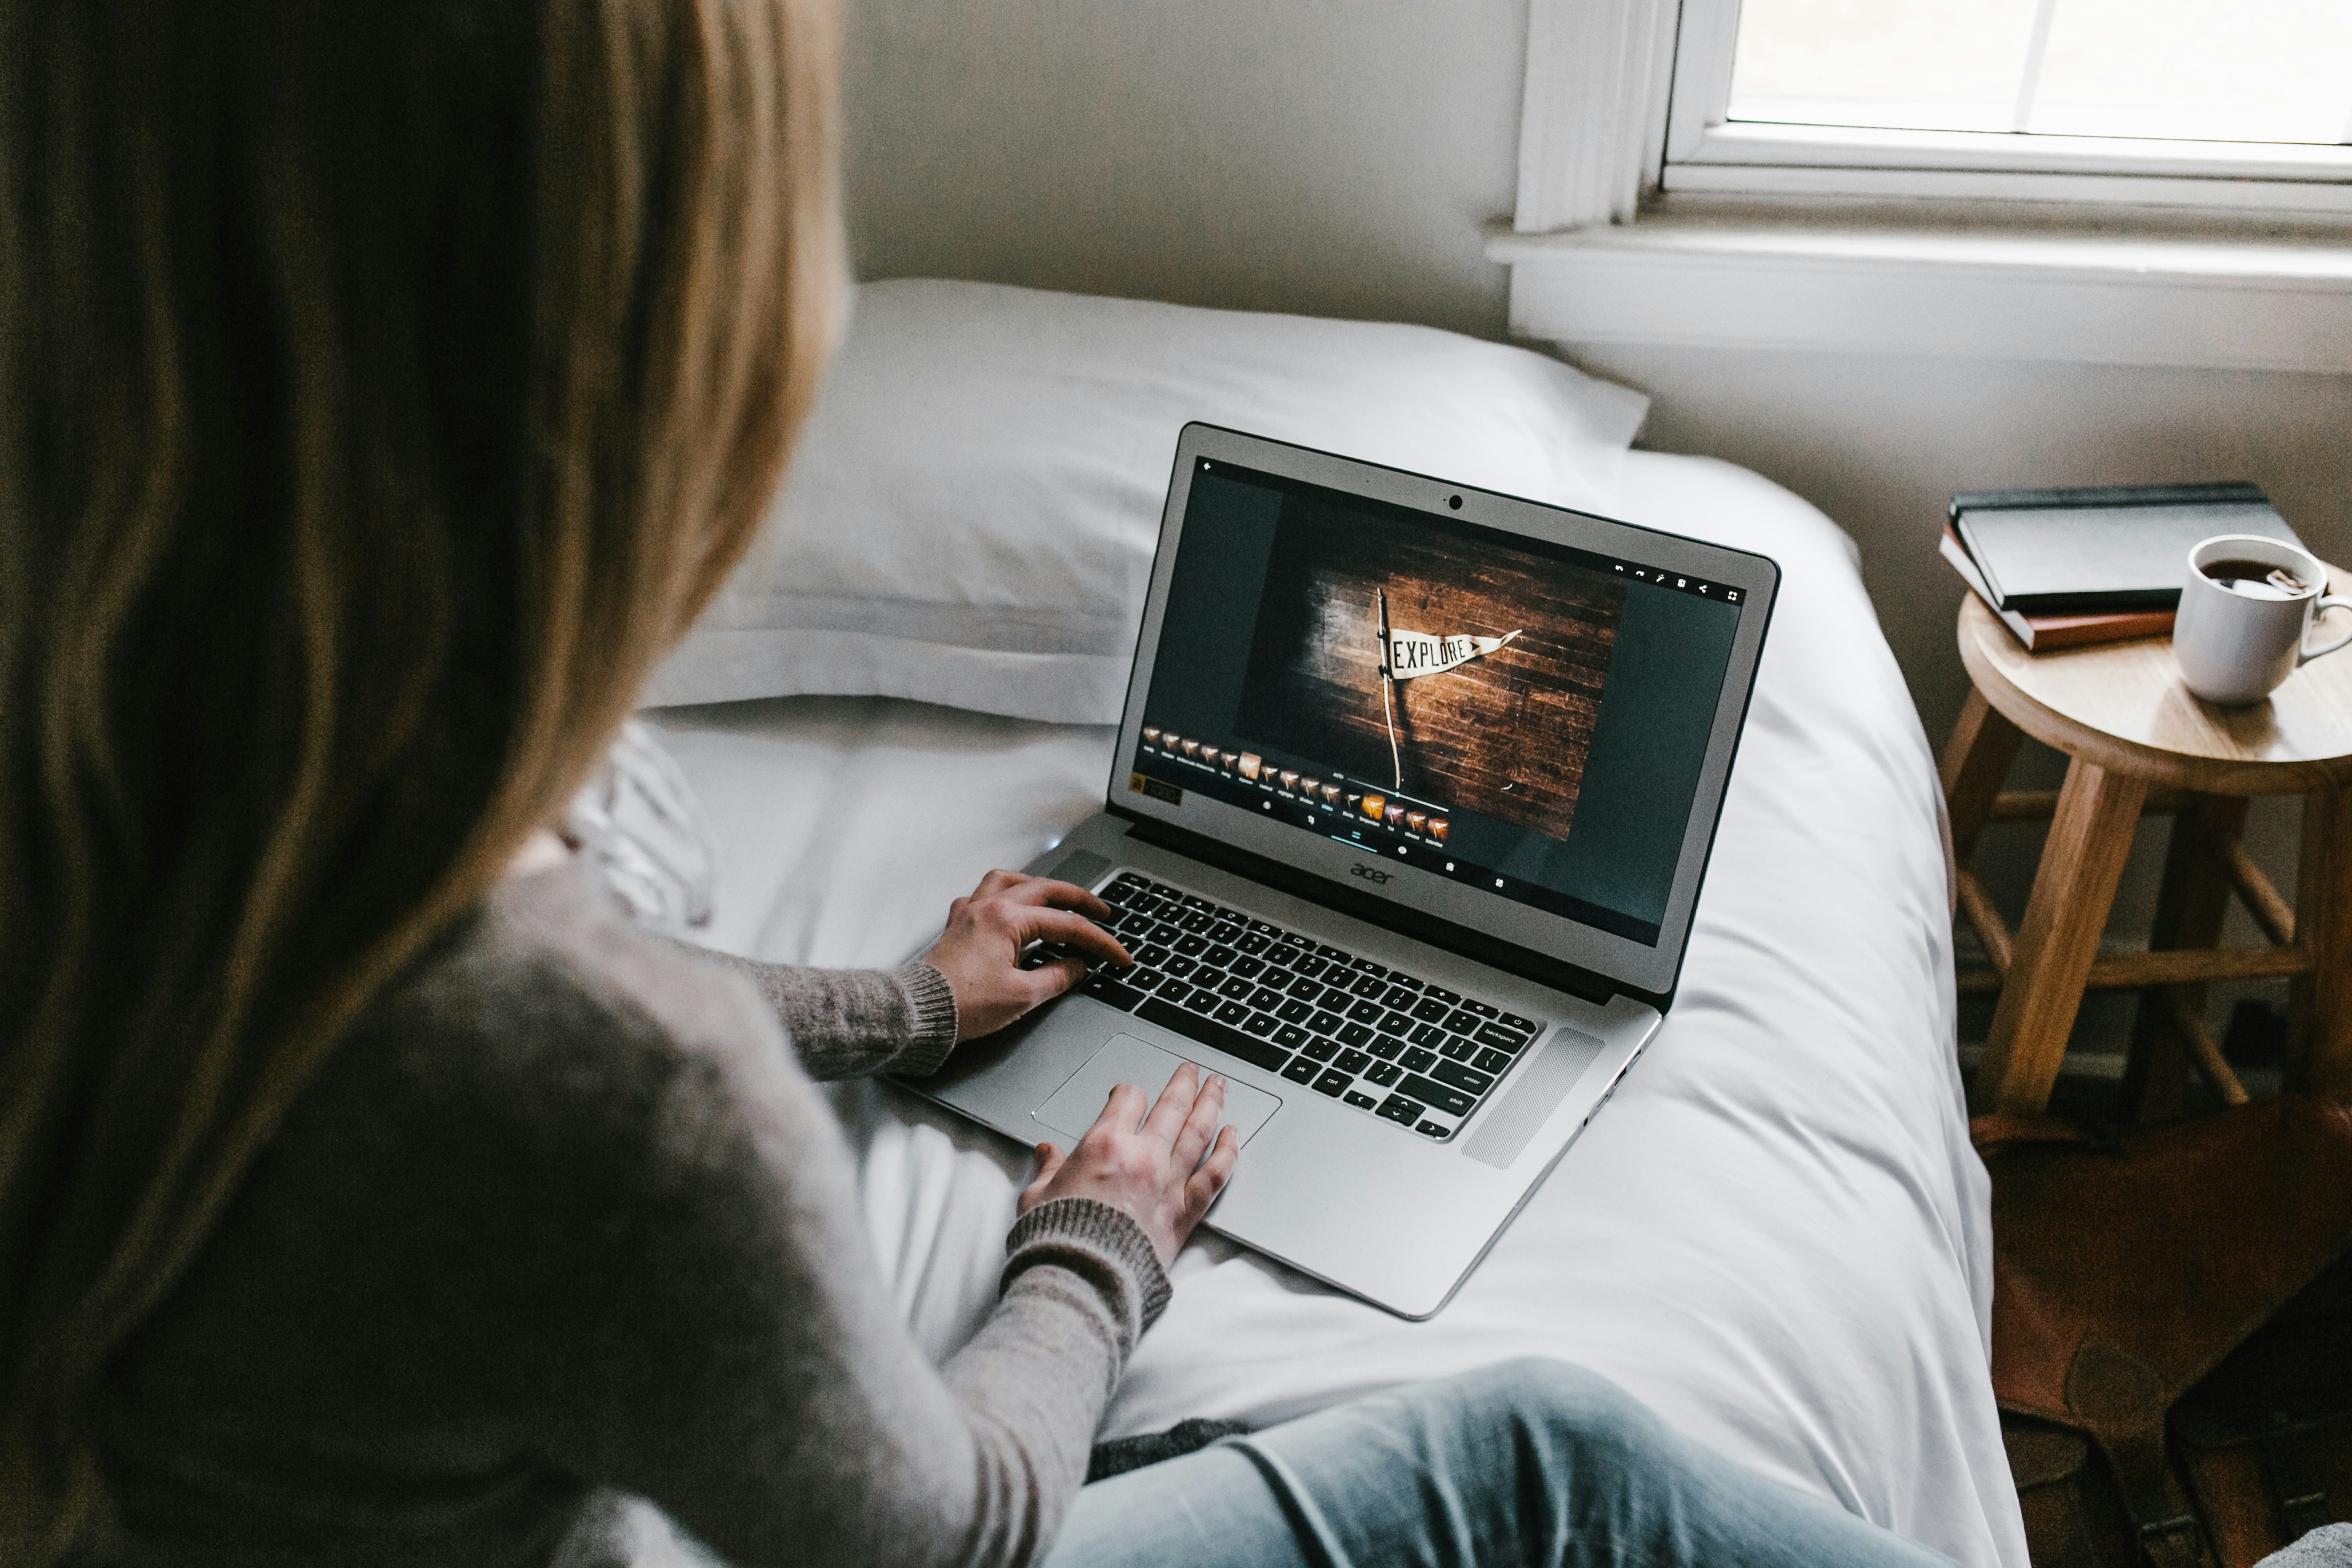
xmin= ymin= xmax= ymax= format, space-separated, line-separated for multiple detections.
xmin=911 ymin=423 xmax=1778 ymax=1318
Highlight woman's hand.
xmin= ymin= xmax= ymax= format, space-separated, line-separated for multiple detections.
xmin=1019 ymin=1063 xmax=1241 ymax=1265
xmin=920 ymin=870 xmax=1130 ymax=1042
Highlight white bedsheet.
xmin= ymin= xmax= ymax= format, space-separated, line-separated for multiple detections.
xmin=642 ymin=449 xmax=2027 ymax=1568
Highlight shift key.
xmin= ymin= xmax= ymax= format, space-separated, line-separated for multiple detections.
xmin=1396 ymin=1072 xmax=1475 ymax=1118
xmin=1082 ymin=973 xmax=1147 ymax=1012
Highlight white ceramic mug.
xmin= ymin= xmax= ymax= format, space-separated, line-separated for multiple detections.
xmin=2173 ymin=534 xmax=2352 ymax=706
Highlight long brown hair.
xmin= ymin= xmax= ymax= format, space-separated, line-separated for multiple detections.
xmin=0 ymin=0 xmax=842 ymax=1553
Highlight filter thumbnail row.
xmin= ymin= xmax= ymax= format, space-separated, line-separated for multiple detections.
xmin=1142 ymin=727 xmax=1450 ymax=842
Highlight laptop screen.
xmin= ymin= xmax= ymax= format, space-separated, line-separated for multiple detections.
xmin=1125 ymin=452 xmax=1755 ymax=954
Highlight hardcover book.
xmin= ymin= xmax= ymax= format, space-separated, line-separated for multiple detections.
xmin=1940 ymin=526 xmax=2174 ymax=652
xmin=1951 ymin=482 xmax=2304 ymax=615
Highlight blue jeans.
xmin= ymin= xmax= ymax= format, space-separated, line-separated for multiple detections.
xmin=1044 ymin=1359 xmax=1960 ymax=1568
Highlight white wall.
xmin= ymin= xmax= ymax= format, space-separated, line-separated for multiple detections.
xmin=842 ymin=0 xmax=1527 ymax=338
xmin=843 ymin=2 xmax=2351 ymax=1060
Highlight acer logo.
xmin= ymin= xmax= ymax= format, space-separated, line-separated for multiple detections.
xmin=1350 ymin=864 xmax=1393 ymax=885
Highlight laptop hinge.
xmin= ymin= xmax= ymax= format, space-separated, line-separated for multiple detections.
xmin=1112 ymin=808 xmax=1630 ymax=1009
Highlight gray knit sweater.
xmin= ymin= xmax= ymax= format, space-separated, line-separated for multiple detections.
xmin=97 ymin=861 xmax=1170 ymax=1567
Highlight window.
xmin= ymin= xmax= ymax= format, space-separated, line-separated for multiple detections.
xmin=1728 ymin=0 xmax=2352 ymax=145
xmin=1499 ymin=0 xmax=2352 ymax=375
xmin=1661 ymin=0 xmax=2352 ymax=213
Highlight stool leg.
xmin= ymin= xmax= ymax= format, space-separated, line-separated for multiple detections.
xmin=2121 ymin=794 xmax=2247 ymax=1123
xmin=2291 ymin=785 xmax=2352 ymax=1101
xmin=1940 ymin=688 xmax=2023 ymax=864
xmin=1974 ymin=758 xmax=2148 ymax=1117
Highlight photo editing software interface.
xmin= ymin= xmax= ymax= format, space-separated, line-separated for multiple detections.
xmin=1131 ymin=458 xmax=1743 ymax=948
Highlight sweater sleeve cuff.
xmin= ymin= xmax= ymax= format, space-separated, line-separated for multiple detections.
xmin=1002 ymin=1196 xmax=1173 ymax=1337
xmin=886 ymin=961 xmax=961 ymax=1078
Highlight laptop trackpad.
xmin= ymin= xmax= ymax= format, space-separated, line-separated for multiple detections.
xmin=1033 ymin=1034 xmax=1282 ymax=1147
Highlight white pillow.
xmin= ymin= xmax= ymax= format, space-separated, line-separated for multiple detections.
xmin=643 ymin=280 xmax=1650 ymax=723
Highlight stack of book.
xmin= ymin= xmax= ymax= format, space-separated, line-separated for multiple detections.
xmin=1942 ymin=482 xmax=2307 ymax=651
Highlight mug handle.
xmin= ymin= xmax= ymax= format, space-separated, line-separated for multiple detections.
xmin=2301 ymin=595 xmax=2352 ymax=665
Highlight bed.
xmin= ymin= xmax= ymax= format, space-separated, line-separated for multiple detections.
xmin=635 ymin=282 xmax=2029 ymax=1568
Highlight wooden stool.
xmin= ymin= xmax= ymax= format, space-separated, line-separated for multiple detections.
xmin=1942 ymin=565 xmax=2352 ymax=1118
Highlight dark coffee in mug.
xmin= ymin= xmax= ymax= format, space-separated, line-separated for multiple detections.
xmin=2200 ymin=558 xmax=2311 ymax=601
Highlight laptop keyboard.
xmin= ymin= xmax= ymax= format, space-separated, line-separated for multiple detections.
xmin=1029 ymin=869 xmax=1547 ymax=1142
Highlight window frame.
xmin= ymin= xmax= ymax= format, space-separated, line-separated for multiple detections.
xmin=1520 ymin=0 xmax=2352 ymax=230
xmin=1667 ymin=0 xmax=2352 ymax=215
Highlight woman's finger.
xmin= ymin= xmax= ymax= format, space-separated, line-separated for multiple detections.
xmin=971 ymin=869 xmax=1028 ymax=902
xmin=990 ymin=875 xmax=1115 ymax=920
xmin=1138 ymin=1061 xmax=1202 ymax=1147
xmin=1015 ymin=906 xmax=1129 ymax=966
xmin=1085 ymin=1082 xmax=1148 ymax=1143
xmin=1183 ymin=1125 xmax=1241 ymax=1218
xmin=1018 ymin=955 xmax=1088 ymax=1009
xmin=1018 ymin=1141 xmax=1067 ymax=1214
xmin=1025 ymin=1142 xmax=1073 ymax=1203
xmin=976 ymin=872 xmax=1054 ymax=904
xmin=1171 ymin=1072 xmax=1226 ymax=1169
xmin=1044 ymin=881 xmax=1116 ymax=919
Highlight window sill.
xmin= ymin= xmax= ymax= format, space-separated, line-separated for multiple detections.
xmin=1485 ymin=211 xmax=2352 ymax=373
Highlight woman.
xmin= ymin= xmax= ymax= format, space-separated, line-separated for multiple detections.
xmin=0 ymin=2 xmax=1960 ymax=1564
